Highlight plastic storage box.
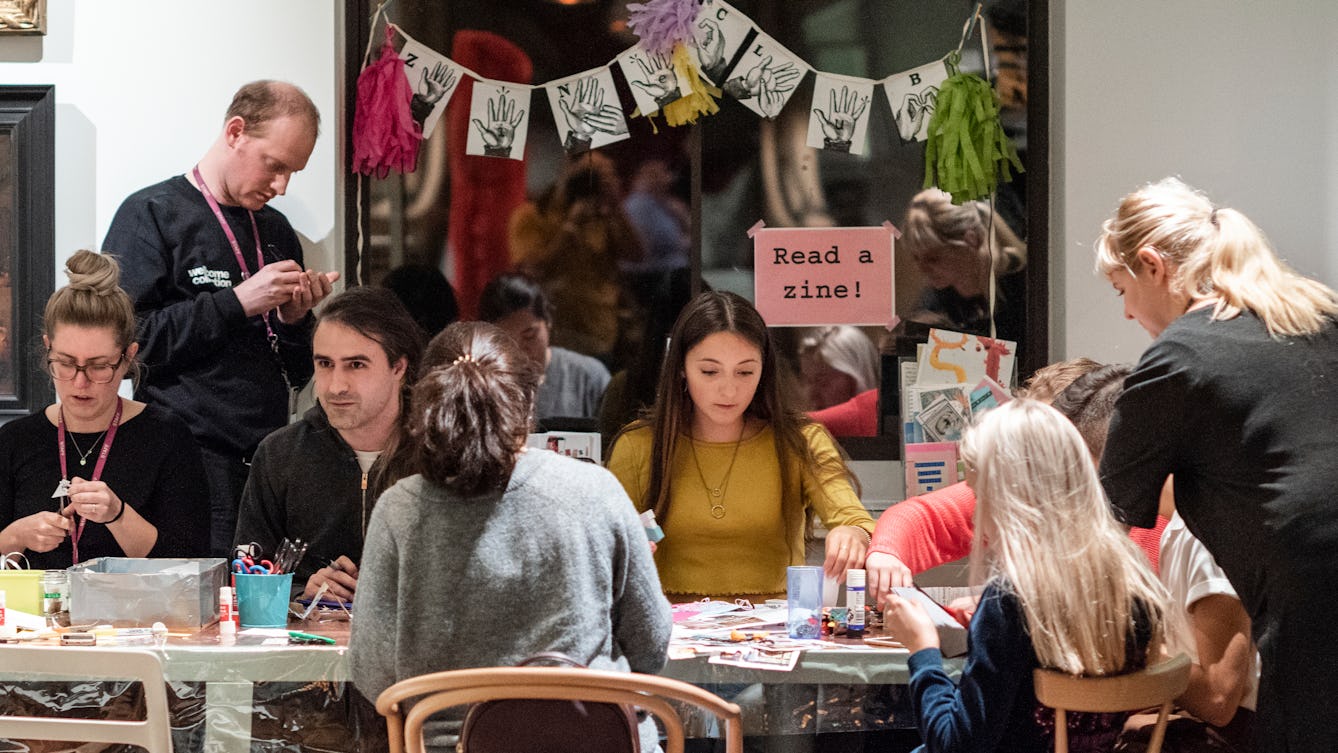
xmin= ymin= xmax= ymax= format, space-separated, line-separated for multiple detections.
xmin=69 ymin=558 xmax=227 ymax=628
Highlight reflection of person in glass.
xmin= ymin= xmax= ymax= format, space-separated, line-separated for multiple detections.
xmin=902 ymin=188 xmax=1027 ymax=345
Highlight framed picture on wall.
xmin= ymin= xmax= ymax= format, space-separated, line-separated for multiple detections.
xmin=0 ymin=0 xmax=47 ymax=35
xmin=0 ymin=85 xmax=55 ymax=420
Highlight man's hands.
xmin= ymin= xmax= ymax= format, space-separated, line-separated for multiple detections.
xmin=303 ymin=555 xmax=358 ymax=603
xmin=233 ymin=260 xmax=339 ymax=322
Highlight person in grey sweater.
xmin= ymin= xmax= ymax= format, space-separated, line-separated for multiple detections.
xmin=349 ymin=321 xmax=672 ymax=751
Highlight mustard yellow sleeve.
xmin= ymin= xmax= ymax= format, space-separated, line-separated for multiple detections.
xmin=606 ymin=426 xmax=653 ymax=513
xmin=800 ymin=423 xmax=875 ymax=533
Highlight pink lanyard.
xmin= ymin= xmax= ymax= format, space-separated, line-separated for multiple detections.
xmin=58 ymin=397 xmax=123 ymax=565
xmin=191 ymin=166 xmax=289 ymax=371
xmin=192 ymin=166 xmax=265 ymax=280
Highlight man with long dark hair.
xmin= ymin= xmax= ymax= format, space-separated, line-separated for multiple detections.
xmin=233 ymin=287 xmax=423 ymax=602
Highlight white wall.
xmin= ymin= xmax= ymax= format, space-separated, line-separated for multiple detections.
xmin=1053 ymin=1 xmax=1338 ymax=364
xmin=0 ymin=0 xmax=341 ymax=277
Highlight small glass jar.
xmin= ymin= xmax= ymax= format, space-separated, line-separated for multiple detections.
xmin=42 ymin=570 xmax=69 ymax=622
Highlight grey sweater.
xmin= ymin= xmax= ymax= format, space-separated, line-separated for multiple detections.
xmin=350 ymin=449 xmax=672 ymax=746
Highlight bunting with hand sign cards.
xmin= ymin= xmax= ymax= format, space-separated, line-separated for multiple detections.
xmin=687 ymin=0 xmax=756 ymax=86
xmin=884 ymin=59 xmax=949 ymax=143
xmin=618 ymin=45 xmax=694 ymax=116
xmin=397 ymin=27 xmax=464 ymax=139
xmin=751 ymin=222 xmax=897 ymax=327
xmin=355 ymin=2 xmax=1017 ymax=205
xmin=545 ymin=68 xmax=630 ymax=156
xmin=466 ymin=82 xmax=531 ymax=161
xmin=720 ymin=30 xmax=809 ymax=120
xmin=808 ymin=74 xmax=876 ymax=155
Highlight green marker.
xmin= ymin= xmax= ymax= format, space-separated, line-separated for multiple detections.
xmin=288 ymin=630 xmax=336 ymax=645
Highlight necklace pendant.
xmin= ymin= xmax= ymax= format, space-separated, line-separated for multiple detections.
xmin=711 ymin=488 xmax=722 ymax=498
xmin=710 ymin=504 xmax=726 ymax=519
xmin=79 ymin=458 xmax=87 ymax=467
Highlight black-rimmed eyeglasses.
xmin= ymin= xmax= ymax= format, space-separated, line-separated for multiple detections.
xmin=46 ymin=352 xmax=126 ymax=384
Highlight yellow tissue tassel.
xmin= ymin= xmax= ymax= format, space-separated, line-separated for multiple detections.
xmin=662 ymin=44 xmax=720 ymax=127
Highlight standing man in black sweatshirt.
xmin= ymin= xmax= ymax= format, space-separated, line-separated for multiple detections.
xmin=234 ymin=287 xmax=424 ymax=602
xmin=105 ymin=80 xmax=339 ymax=555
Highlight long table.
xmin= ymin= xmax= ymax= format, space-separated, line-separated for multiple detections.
xmin=2 ymin=621 xmax=963 ymax=752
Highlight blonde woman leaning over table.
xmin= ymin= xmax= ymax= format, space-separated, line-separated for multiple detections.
xmin=606 ymin=291 xmax=877 ymax=603
xmin=1095 ymin=177 xmax=1338 ymax=753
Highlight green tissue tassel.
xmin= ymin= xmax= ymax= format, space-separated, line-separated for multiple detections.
xmin=923 ymin=71 xmax=1024 ymax=204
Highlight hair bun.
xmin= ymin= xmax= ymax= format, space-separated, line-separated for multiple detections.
xmin=63 ymin=249 xmax=122 ymax=296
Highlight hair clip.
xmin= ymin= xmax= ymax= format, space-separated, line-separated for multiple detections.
xmin=452 ymin=353 xmax=475 ymax=365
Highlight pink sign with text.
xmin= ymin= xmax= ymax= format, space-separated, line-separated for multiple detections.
xmin=752 ymin=224 xmax=896 ymax=326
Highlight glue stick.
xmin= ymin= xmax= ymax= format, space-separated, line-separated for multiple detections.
xmin=219 ymin=586 xmax=236 ymax=637
xmin=846 ymin=569 xmax=866 ymax=637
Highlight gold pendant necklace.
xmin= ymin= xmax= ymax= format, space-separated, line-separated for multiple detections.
xmin=67 ymin=428 xmax=108 ymax=467
xmin=688 ymin=424 xmax=746 ymax=520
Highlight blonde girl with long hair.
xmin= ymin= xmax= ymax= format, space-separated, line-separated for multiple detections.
xmin=1096 ymin=177 xmax=1338 ymax=752
xmin=884 ymin=399 xmax=1171 ymax=753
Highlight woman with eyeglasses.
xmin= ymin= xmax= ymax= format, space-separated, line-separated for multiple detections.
xmin=0 ymin=250 xmax=209 ymax=568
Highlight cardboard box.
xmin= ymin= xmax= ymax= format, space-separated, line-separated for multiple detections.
xmin=69 ymin=558 xmax=227 ymax=628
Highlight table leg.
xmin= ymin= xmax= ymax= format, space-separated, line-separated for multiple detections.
xmin=204 ymin=680 xmax=254 ymax=753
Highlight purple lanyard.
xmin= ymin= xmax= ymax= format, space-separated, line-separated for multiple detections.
xmin=58 ymin=397 xmax=123 ymax=565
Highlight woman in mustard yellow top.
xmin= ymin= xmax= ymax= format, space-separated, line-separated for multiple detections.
xmin=607 ymin=291 xmax=876 ymax=602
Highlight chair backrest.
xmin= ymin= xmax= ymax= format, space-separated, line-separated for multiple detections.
xmin=1032 ymin=653 xmax=1191 ymax=753
xmin=0 ymin=645 xmax=173 ymax=752
xmin=376 ymin=666 xmax=744 ymax=753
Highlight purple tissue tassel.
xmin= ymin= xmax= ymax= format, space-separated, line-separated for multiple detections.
xmin=627 ymin=0 xmax=702 ymax=54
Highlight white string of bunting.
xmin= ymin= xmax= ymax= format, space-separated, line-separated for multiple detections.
xmin=375 ymin=0 xmax=981 ymax=163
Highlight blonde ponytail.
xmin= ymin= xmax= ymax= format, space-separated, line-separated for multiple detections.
xmin=1096 ymin=178 xmax=1338 ymax=338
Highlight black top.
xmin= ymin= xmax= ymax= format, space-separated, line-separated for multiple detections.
xmin=1100 ymin=307 xmax=1338 ymax=751
xmin=1100 ymin=307 xmax=1338 ymax=617
xmin=233 ymin=406 xmax=371 ymax=589
xmin=0 ymin=404 xmax=211 ymax=568
xmin=104 ymin=176 xmax=314 ymax=457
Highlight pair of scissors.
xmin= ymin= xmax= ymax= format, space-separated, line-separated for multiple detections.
xmin=232 ymin=558 xmax=271 ymax=574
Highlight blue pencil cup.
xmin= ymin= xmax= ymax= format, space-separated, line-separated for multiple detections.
xmin=234 ymin=572 xmax=294 ymax=628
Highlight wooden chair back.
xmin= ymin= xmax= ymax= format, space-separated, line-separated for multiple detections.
xmin=376 ymin=666 xmax=743 ymax=753
xmin=1033 ymin=653 xmax=1191 ymax=753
